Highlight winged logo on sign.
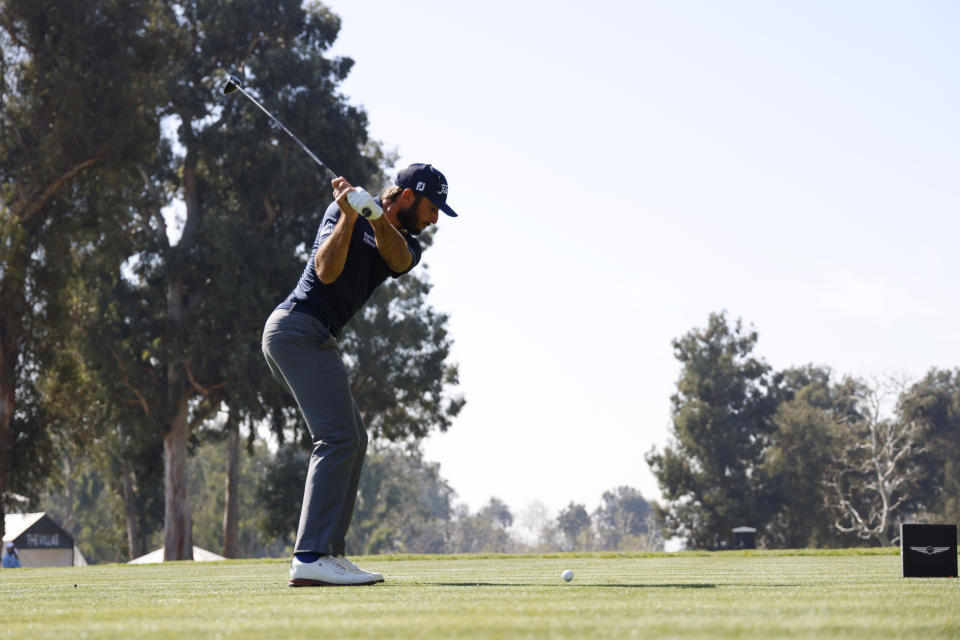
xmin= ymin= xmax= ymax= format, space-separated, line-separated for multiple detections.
xmin=909 ymin=546 xmax=952 ymax=555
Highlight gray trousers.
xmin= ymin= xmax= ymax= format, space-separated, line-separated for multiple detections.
xmin=261 ymin=308 xmax=368 ymax=556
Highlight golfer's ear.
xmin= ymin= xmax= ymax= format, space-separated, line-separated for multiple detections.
xmin=400 ymin=188 xmax=416 ymax=207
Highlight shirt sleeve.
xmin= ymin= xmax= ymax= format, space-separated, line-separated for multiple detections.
xmin=317 ymin=202 xmax=341 ymax=245
xmin=391 ymin=234 xmax=423 ymax=278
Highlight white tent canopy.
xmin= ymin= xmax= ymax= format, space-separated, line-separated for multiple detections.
xmin=128 ymin=546 xmax=225 ymax=564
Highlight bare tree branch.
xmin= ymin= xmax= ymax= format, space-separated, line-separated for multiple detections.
xmin=825 ymin=376 xmax=922 ymax=545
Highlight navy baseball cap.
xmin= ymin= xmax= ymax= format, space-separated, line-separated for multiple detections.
xmin=395 ymin=163 xmax=458 ymax=217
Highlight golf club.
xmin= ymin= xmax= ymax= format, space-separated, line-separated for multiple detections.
xmin=222 ymin=74 xmax=381 ymax=219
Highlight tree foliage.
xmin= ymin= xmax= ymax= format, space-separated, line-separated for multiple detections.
xmin=188 ymin=435 xmax=283 ymax=558
xmin=34 ymin=0 xmax=402 ymax=560
xmin=649 ymin=313 xmax=952 ymax=550
xmin=900 ymin=368 xmax=960 ymax=524
xmin=594 ymin=486 xmax=657 ymax=551
xmin=646 ymin=311 xmax=781 ymax=548
xmin=348 ymin=444 xmax=456 ymax=554
xmin=254 ymin=442 xmax=308 ymax=546
xmin=3 ymin=0 xmax=463 ymax=557
xmin=556 ymin=502 xmax=591 ymax=551
xmin=0 ymin=0 xmax=162 ymax=538
xmin=758 ymin=366 xmax=858 ymax=548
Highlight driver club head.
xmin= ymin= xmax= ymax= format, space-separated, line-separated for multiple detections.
xmin=222 ymin=74 xmax=243 ymax=95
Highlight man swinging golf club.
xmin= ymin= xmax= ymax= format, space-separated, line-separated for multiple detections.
xmin=262 ymin=164 xmax=458 ymax=586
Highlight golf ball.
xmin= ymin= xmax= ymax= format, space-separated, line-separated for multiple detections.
xmin=562 ymin=569 xmax=574 ymax=582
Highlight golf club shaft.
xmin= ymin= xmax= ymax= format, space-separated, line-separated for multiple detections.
xmin=229 ymin=83 xmax=338 ymax=183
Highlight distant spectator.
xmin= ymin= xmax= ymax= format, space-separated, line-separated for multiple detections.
xmin=2 ymin=541 xmax=21 ymax=568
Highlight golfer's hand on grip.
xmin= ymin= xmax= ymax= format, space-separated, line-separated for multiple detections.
xmin=333 ymin=177 xmax=382 ymax=220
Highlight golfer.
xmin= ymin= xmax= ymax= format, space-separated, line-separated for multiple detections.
xmin=262 ymin=163 xmax=458 ymax=586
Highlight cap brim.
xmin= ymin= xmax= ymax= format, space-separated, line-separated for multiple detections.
xmin=424 ymin=194 xmax=458 ymax=217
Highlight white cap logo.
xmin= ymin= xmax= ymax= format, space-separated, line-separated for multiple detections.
xmin=416 ymin=181 xmax=426 ymax=191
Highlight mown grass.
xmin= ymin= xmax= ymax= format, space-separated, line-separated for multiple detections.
xmin=1 ymin=550 xmax=958 ymax=639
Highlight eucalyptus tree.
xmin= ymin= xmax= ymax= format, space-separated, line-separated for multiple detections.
xmin=0 ymin=0 xmax=162 ymax=537
xmin=3 ymin=0 xmax=463 ymax=558
xmin=98 ymin=0 xmax=389 ymax=560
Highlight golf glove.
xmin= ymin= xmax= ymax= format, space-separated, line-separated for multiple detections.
xmin=347 ymin=187 xmax=382 ymax=220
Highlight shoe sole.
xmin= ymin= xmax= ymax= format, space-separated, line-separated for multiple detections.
xmin=289 ymin=577 xmax=384 ymax=587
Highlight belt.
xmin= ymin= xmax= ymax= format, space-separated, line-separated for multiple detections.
xmin=280 ymin=301 xmax=333 ymax=335
xmin=285 ymin=301 xmax=321 ymax=321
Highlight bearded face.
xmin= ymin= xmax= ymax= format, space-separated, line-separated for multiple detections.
xmin=396 ymin=195 xmax=426 ymax=235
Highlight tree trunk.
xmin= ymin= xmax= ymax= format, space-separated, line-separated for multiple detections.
xmin=0 ymin=379 xmax=12 ymax=542
xmin=163 ymin=206 xmax=193 ymax=562
xmin=163 ymin=393 xmax=193 ymax=561
xmin=222 ymin=414 xmax=240 ymax=558
xmin=121 ymin=458 xmax=145 ymax=560
xmin=60 ymin=456 xmax=77 ymax=531
xmin=0 ymin=332 xmax=18 ymax=542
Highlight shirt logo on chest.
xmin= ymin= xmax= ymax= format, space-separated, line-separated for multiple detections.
xmin=363 ymin=231 xmax=377 ymax=248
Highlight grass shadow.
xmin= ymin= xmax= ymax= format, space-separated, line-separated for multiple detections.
xmin=424 ymin=582 xmax=717 ymax=589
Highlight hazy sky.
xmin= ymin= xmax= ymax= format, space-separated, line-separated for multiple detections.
xmin=317 ymin=0 xmax=960 ymax=519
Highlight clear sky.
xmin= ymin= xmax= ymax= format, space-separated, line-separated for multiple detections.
xmin=321 ymin=0 xmax=960 ymax=519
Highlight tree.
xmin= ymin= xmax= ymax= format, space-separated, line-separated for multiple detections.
xmin=759 ymin=366 xmax=857 ymax=548
xmin=71 ymin=0 xmax=393 ymax=560
xmin=594 ymin=486 xmax=660 ymax=551
xmin=255 ymin=442 xmax=458 ymax=555
xmin=41 ymin=458 xmax=131 ymax=564
xmin=447 ymin=498 xmax=516 ymax=553
xmin=39 ymin=363 xmax=164 ymax=563
xmin=825 ymin=376 xmax=923 ymax=546
xmin=646 ymin=312 xmax=781 ymax=548
xmin=255 ymin=442 xmax=308 ymax=547
xmin=3 ymin=0 xmax=462 ymax=557
xmin=556 ymin=502 xmax=591 ymax=551
xmin=0 ymin=0 xmax=161 ymax=538
xmin=900 ymin=368 xmax=960 ymax=524
xmin=350 ymin=444 xmax=455 ymax=554
xmin=189 ymin=434 xmax=283 ymax=558
xmin=480 ymin=497 xmax=514 ymax=530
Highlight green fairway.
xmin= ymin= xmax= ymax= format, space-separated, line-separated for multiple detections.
xmin=1 ymin=551 xmax=959 ymax=638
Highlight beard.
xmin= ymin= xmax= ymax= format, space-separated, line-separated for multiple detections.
xmin=396 ymin=198 xmax=424 ymax=235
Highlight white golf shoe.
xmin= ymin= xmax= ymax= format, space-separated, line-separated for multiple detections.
xmin=336 ymin=555 xmax=384 ymax=583
xmin=288 ymin=554 xmax=382 ymax=587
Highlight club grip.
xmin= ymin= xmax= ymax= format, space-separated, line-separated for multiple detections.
xmin=346 ymin=188 xmax=383 ymax=220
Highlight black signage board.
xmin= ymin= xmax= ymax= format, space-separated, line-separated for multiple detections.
xmin=901 ymin=524 xmax=958 ymax=578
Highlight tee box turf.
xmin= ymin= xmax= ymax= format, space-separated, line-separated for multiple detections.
xmin=900 ymin=523 xmax=958 ymax=578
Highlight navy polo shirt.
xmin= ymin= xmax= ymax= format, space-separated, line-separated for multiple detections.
xmin=279 ymin=200 xmax=422 ymax=336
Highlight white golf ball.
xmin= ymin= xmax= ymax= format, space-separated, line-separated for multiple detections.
xmin=562 ymin=569 xmax=574 ymax=582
